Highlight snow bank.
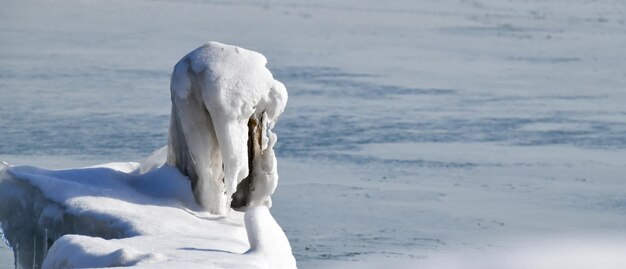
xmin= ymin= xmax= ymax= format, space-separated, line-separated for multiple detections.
xmin=42 ymin=235 xmax=165 ymax=268
xmin=0 ymin=159 xmax=296 ymax=269
xmin=167 ymin=41 xmax=287 ymax=215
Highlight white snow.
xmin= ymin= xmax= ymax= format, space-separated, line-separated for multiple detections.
xmin=0 ymin=42 xmax=295 ymax=268
xmin=328 ymin=236 xmax=626 ymax=269
xmin=2 ymin=0 xmax=626 ymax=268
xmin=168 ymin=42 xmax=287 ymax=215
xmin=245 ymin=206 xmax=297 ymax=269
xmin=43 ymin=235 xmax=165 ymax=268
xmin=0 ymin=159 xmax=296 ymax=269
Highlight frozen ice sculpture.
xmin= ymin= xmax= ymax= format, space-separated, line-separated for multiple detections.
xmin=168 ymin=42 xmax=288 ymax=215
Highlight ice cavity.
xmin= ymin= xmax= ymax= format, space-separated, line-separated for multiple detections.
xmin=167 ymin=41 xmax=287 ymax=215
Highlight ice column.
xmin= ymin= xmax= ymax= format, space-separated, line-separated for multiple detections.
xmin=167 ymin=42 xmax=287 ymax=215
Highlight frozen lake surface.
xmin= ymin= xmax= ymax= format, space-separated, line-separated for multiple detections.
xmin=2 ymin=0 xmax=626 ymax=268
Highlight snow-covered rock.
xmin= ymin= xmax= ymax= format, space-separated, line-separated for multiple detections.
xmin=167 ymin=41 xmax=287 ymax=215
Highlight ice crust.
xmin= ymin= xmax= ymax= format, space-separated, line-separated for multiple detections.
xmin=0 ymin=156 xmax=296 ymax=269
xmin=42 ymin=235 xmax=166 ymax=268
xmin=168 ymin=41 xmax=287 ymax=215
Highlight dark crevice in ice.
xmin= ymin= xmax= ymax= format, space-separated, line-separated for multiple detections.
xmin=231 ymin=113 xmax=264 ymax=210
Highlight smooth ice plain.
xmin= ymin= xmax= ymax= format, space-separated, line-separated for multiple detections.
xmin=1 ymin=0 xmax=626 ymax=268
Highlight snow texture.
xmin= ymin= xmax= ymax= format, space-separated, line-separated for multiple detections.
xmin=42 ymin=235 xmax=165 ymax=268
xmin=168 ymin=41 xmax=287 ymax=215
xmin=0 ymin=160 xmax=296 ymax=269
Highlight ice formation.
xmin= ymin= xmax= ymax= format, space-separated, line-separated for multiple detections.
xmin=0 ymin=163 xmax=296 ymax=269
xmin=0 ymin=42 xmax=295 ymax=268
xmin=168 ymin=41 xmax=287 ymax=215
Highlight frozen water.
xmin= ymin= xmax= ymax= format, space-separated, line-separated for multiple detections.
xmin=2 ymin=0 xmax=626 ymax=268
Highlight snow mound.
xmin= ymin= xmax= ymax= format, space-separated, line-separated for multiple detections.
xmin=43 ymin=234 xmax=166 ymax=268
xmin=168 ymin=41 xmax=287 ymax=215
xmin=245 ymin=206 xmax=297 ymax=269
xmin=0 ymin=161 xmax=296 ymax=269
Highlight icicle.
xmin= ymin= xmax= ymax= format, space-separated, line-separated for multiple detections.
xmin=32 ymin=234 xmax=37 ymax=269
xmin=15 ymin=242 xmax=20 ymax=269
xmin=0 ymin=228 xmax=6 ymax=249
xmin=42 ymin=229 xmax=48 ymax=261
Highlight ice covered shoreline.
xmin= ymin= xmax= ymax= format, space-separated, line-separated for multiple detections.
xmin=1 ymin=161 xmax=294 ymax=269
xmin=0 ymin=42 xmax=296 ymax=268
xmin=2 ymin=0 xmax=626 ymax=268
